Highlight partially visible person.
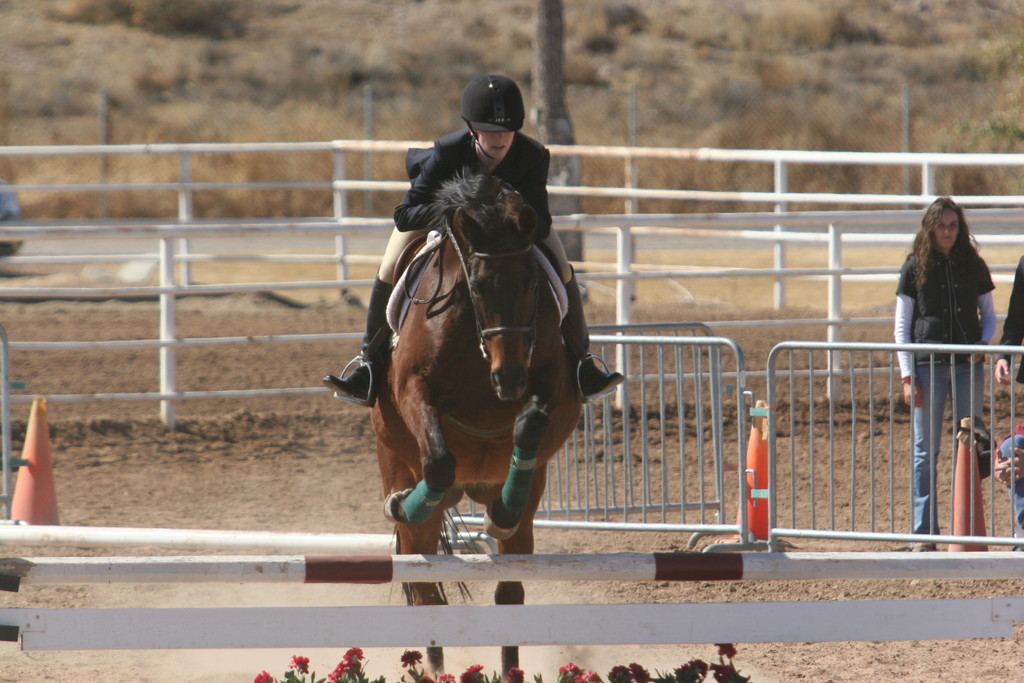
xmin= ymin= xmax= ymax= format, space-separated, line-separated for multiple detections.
xmin=993 ymin=424 xmax=1024 ymax=540
xmin=0 ymin=179 xmax=24 ymax=256
xmin=323 ymin=74 xmax=623 ymax=407
xmin=995 ymin=254 xmax=1024 ymax=386
xmin=894 ymin=196 xmax=996 ymax=550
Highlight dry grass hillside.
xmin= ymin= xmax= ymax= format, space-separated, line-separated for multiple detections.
xmin=1 ymin=0 xmax=1024 ymax=218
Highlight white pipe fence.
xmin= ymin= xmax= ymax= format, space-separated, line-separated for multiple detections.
xmin=4 ymin=140 xmax=1024 ymax=312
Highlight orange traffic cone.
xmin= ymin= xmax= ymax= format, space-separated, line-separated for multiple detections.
xmin=949 ymin=417 xmax=985 ymax=552
xmin=11 ymin=397 xmax=60 ymax=525
xmin=743 ymin=400 xmax=770 ymax=541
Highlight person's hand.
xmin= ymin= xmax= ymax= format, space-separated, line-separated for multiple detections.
xmin=994 ymin=449 xmax=1024 ymax=486
xmin=902 ymin=381 xmax=922 ymax=408
xmin=995 ymin=358 xmax=1012 ymax=386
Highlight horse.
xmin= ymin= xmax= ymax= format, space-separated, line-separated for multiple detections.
xmin=370 ymin=170 xmax=582 ymax=674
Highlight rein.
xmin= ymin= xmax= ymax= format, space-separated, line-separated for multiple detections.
xmin=402 ymin=237 xmax=447 ymax=305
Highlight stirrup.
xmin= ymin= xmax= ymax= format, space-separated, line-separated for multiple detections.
xmin=576 ymin=352 xmax=624 ymax=403
xmin=322 ymin=355 xmax=375 ymax=407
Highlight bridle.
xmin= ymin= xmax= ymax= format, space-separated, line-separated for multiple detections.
xmin=444 ymin=223 xmax=538 ymax=362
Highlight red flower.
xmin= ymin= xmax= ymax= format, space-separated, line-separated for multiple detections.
xmin=716 ymin=644 xmax=737 ymax=661
xmin=675 ymin=661 xmax=709 ymax=683
xmin=421 ymin=677 xmax=436 ymax=683
xmin=291 ymin=655 xmax=311 ymax=674
xmin=438 ymin=675 xmax=457 ymax=683
xmin=608 ymin=665 xmax=632 ymax=683
xmin=402 ymin=650 xmax=424 ymax=668
xmin=575 ymin=671 xmax=601 ymax=683
xmin=709 ymin=663 xmax=742 ymax=683
xmin=460 ymin=663 xmax=486 ymax=683
xmin=254 ymin=672 xmax=274 ymax=683
xmin=507 ymin=667 xmax=525 ymax=683
xmin=343 ymin=647 xmax=365 ymax=673
xmin=628 ymin=663 xmax=651 ymax=683
xmin=328 ymin=660 xmax=351 ymax=683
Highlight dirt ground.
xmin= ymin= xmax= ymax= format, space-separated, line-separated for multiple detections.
xmin=0 ymin=285 xmax=1022 ymax=682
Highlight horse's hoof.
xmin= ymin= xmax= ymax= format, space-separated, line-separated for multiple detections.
xmin=483 ymin=511 xmax=519 ymax=540
xmin=383 ymin=488 xmax=413 ymax=523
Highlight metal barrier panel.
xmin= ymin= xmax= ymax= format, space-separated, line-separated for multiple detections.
xmin=453 ymin=334 xmax=749 ymax=544
xmin=766 ymin=341 xmax=1024 ymax=550
xmin=0 ymin=326 xmax=11 ymax=518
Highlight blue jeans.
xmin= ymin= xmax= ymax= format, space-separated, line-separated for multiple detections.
xmin=997 ymin=435 xmax=1024 ymax=531
xmin=911 ymin=362 xmax=985 ymax=535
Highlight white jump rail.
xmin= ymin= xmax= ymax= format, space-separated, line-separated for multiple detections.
xmin=4 ymin=599 xmax=1024 ymax=649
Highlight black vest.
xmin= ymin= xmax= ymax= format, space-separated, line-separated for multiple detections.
xmin=897 ymin=253 xmax=993 ymax=364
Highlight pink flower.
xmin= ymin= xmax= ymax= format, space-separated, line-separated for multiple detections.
xmin=507 ymin=667 xmax=525 ymax=683
xmin=460 ymin=663 xmax=486 ymax=683
xmin=290 ymin=655 xmax=311 ymax=674
xmin=402 ymin=650 xmax=424 ymax=668
xmin=438 ymin=674 xmax=457 ymax=683
xmin=559 ymin=663 xmax=582 ymax=677
xmin=254 ymin=672 xmax=274 ymax=683
xmin=575 ymin=671 xmax=601 ymax=683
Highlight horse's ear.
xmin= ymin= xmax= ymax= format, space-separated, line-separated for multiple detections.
xmin=517 ymin=203 xmax=537 ymax=242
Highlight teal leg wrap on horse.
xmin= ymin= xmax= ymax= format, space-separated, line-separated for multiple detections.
xmin=403 ymin=480 xmax=445 ymax=525
xmin=501 ymin=447 xmax=538 ymax=514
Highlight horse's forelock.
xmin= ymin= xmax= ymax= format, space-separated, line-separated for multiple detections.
xmin=434 ymin=171 xmax=525 ymax=248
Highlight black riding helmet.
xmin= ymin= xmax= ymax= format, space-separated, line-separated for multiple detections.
xmin=460 ymin=74 xmax=525 ymax=132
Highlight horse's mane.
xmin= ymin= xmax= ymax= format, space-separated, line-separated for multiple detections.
xmin=431 ymin=170 xmax=522 ymax=246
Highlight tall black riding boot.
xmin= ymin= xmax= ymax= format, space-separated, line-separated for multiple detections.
xmin=562 ymin=272 xmax=624 ymax=401
xmin=322 ymin=277 xmax=393 ymax=407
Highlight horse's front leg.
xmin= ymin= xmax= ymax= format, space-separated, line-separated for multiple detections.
xmin=493 ymin=463 xmax=546 ymax=675
xmin=385 ymin=377 xmax=456 ymax=525
xmin=485 ymin=395 xmax=549 ymax=539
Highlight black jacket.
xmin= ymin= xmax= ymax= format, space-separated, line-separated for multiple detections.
xmin=393 ymin=129 xmax=552 ymax=242
xmin=999 ymin=255 xmax=1024 ymax=382
xmin=896 ymin=252 xmax=994 ymax=364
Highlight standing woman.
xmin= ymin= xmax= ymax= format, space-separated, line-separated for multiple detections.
xmin=994 ymin=254 xmax=1024 ymax=386
xmin=993 ymin=255 xmax=1024 ymax=539
xmin=894 ymin=196 xmax=996 ymax=549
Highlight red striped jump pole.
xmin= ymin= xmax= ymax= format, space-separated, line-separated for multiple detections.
xmin=2 ymin=552 xmax=1023 ymax=587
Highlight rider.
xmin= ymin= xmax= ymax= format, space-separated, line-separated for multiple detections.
xmin=324 ymin=74 xmax=624 ymax=406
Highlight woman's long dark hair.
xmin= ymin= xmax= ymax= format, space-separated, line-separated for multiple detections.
xmin=910 ymin=196 xmax=988 ymax=288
